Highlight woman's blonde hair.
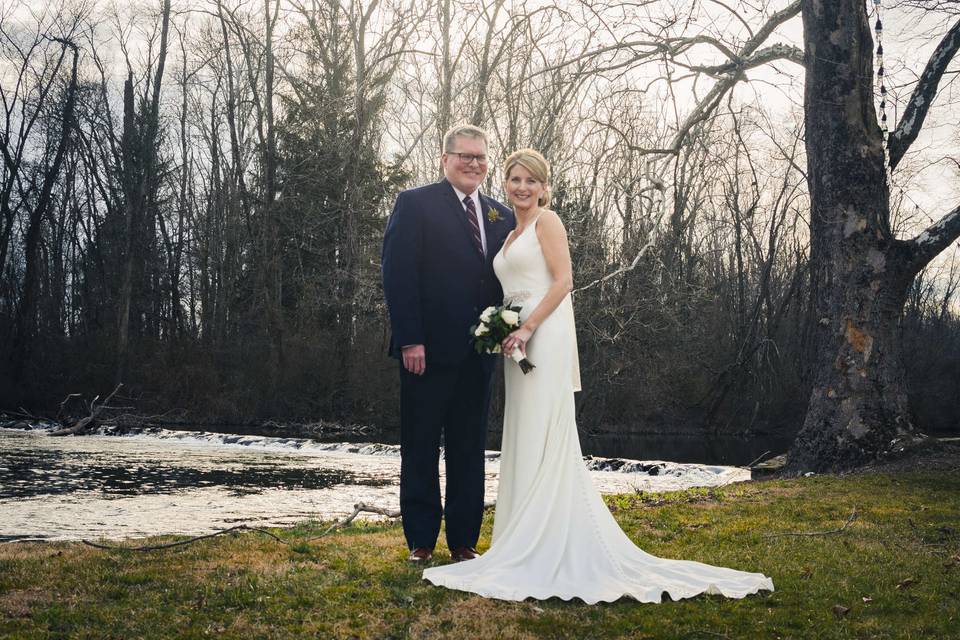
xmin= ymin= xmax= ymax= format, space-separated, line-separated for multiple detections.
xmin=503 ymin=148 xmax=551 ymax=207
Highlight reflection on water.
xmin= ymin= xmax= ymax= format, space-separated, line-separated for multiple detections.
xmin=0 ymin=427 xmax=753 ymax=541
xmin=1 ymin=449 xmax=380 ymax=500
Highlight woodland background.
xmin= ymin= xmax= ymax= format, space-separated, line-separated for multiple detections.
xmin=1 ymin=0 xmax=958 ymax=441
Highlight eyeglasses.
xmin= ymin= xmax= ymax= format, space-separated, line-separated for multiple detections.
xmin=448 ymin=152 xmax=488 ymax=165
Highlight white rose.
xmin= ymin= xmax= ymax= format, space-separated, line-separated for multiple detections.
xmin=474 ymin=324 xmax=489 ymax=336
xmin=500 ymin=309 xmax=520 ymax=326
xmin=480 ymin=306 xmax=496 ymax=322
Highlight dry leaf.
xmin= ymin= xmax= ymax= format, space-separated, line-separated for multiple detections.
xmin=832 ymin=604 xmax=850 ymax=617
xmin=862 ymin=596 xmax=873 ymax=604
xmin=895 ymin=578 xmax=917 ymax=590
xmin=800 ymin=567 xmax=813 ymax=580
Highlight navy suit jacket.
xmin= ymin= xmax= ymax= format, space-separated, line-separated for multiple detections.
xmin=382 ymin=179 xmax=515 ymax=366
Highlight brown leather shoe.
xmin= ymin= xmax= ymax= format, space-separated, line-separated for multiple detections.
xmin=450 ymin=546 xmax=480 ymax=562
xmin=408 ymin=547 xmax=433 ymax=563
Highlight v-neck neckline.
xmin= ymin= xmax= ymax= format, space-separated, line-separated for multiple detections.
xmin=501 ymin=213 xmax=542 ymax=257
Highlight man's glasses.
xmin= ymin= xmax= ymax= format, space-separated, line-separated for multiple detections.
xmin=448 ymin=152 xmax=488 ymax=165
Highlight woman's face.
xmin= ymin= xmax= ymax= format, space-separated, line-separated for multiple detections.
xmin=505 ymin=163 xmax=545 ymax=211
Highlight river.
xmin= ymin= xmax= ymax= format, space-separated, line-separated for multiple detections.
xmin=0 ymin=426 xmax=755 ymax=542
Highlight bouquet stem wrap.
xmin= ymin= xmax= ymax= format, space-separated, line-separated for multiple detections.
xmin=508 ymin=346 xmax=535 ymax=374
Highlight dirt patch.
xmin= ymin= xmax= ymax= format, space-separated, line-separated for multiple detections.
xmin=0 ymin=588 xmax=48 ymax=618
xmin=848 ymin=438 xmax=960 ymax=475
xmin=762 ymin=437 xmax=960 ymax=479
xmin=190 ymin=548 xmax=301 ymax=579
xmin=407 ymin=598 xmax=541 ymax=640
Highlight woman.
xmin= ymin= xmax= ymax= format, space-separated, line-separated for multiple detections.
xmin=423 ymin=149 xmax=774 ymax=603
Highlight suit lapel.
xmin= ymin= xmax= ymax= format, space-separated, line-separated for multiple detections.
xmin=479 ymin=193 xmax=510 ymax=263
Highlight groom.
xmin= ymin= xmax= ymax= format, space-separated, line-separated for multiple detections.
xmin=382 ymin=125 xmax=514 ymax=563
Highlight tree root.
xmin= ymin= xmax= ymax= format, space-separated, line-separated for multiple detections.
xmin=82 ymin=524 xmax=288 ymax=551
xmin=79 ymin=500 xmax=498 ymax=550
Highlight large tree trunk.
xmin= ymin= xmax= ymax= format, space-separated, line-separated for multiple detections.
xmin=788 ymin=0 xmax=917 ymax=472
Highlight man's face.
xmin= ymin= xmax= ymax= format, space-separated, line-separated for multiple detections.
xmin=441 ymin=135 xmax=489 ymax=194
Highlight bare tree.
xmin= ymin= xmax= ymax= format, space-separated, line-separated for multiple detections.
xmin=12 ymin=34 xmax=81 ymax=379
xmin=115 ymin=0 xmax=174 ymax=382
xmin=787 ymin=1 xmax=960 ymax=471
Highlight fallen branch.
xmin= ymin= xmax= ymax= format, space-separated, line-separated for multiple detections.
xmin=50 ymin=384 xmax=123 ymax=436
xmin=313 ymin=502 xmax=402 ymax=538
xmin=762 ymin=508 xmax=858 ymax=539
xmin=56 ymin=393 xmax=83 ymax=421
xmin=312 ymin=500 xmax=496 ymax=539
xmin=82 ymin=524 xmax=287 ymax=551
xmin=747 ymin=450 xmax=772 ymax=468
xmin=17 ymin=407 xmax=39 ymax=419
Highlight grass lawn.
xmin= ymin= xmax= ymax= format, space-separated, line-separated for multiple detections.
xmin=1 ymin=471 xmax=958 ymax=639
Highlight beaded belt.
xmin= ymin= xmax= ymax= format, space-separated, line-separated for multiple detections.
xmin=504 ymin=289 xmax=548 ymax=303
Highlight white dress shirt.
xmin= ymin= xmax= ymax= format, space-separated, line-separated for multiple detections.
xmin=452 ymin=185 xmax=488 ymax=255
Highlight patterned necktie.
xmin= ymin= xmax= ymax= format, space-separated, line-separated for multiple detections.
xmin=463 ymin=195 xmax=484 ymax=256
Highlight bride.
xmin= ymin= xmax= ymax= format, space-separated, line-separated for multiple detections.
xmin=422 ymin=148 xmax=775 ymax=603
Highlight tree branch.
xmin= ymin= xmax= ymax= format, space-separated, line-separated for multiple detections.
xmin=908 ymin=203 xmax=960 ymax=273
xmin=888 ymin=17 xmax=960 ymax=170
xmin=528 ymin=1 xmax=800 ymax=82
xmin=49 ymin=384 xmax=123 ymax=436
xmin=593 ymin=2 xmax=802 ymax=159
xmin=739 ymin=1 xmax=802 ymax=57
xmin=685 ymin=43 xmax=805 ymax=77
xmin=83 ymin=524 xmax=287 ymax=551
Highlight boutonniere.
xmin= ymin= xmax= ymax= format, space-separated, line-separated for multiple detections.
xmin=487 ymin=207 xmax=503 ymax=223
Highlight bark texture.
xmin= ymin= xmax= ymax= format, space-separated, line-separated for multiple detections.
xmin=789 ymin=0 xmax=918 ymax=472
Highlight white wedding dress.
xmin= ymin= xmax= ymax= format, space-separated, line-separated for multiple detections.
xmin=423 ymin=215 xmax=774 ymax=603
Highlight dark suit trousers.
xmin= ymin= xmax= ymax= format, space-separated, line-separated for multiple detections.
xmin=399 ymin=354 xmax=492 ymax=551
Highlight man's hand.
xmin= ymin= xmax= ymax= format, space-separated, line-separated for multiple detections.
xmin=401 ymin=344 xmax=426 ymax=375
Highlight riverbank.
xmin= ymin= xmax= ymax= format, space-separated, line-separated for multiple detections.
xmin=2 ymin=468 xmax=958 ymax=639
xmin=0 ymin=413 xmax=797 ymax=465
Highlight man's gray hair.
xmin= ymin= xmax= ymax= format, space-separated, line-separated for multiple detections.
xmin=443 ymin=124 xmax=488 ymax=153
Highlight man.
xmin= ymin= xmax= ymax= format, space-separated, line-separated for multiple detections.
xmin=382 ymin=125 xmax=514 ymax=563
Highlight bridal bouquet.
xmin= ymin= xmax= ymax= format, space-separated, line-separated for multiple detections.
xmin=470 ymin=305 xmax=535 ymax=374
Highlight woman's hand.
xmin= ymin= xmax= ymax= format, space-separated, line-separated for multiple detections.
xmin=502 ymin=325 xmax=533 ymax=357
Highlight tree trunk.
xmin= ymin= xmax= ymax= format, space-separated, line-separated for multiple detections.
xmin=437 ymin=0 xmax=453 ymax=152
xmin=263 ymin=0 xmax=283 ymax=393
xmin=13 ymin=40 xmax=79 ymax=380
xmin=788 ymin=0 xmax=916 ymax=472
xmin=116 ymin=73 xmax=138 ymax=383
xmin=116 ymin=0 xmax=172 ymax=383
